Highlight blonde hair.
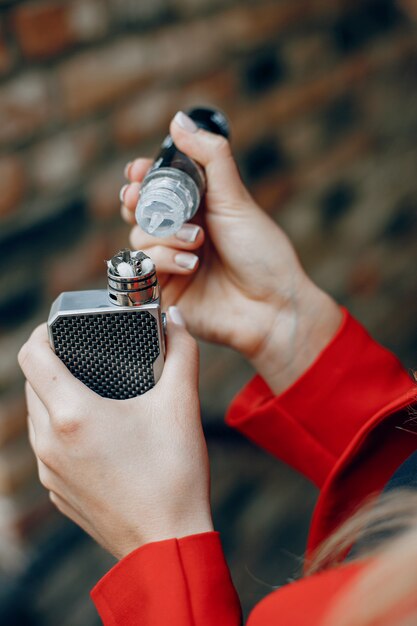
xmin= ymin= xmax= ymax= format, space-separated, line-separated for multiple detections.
xmin=305 ymin=490 xmax=417 ymax=626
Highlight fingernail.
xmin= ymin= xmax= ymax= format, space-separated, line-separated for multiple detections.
xmin=124 ymin=162 xmax=133 ymax=179
xmin=174 ymin=252 xmax=199 ymax=270
xmin=174 ymin=111 xmax=198 ymax=133
xmin=168 ymin=306 xmax=186 ymax=327
xmin=175 ymin=224 xmax=200 ymax=243
xmin=119 ymin=184 xmax=129 ymax=204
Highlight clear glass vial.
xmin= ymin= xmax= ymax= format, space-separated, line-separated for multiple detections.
xmin=136 ymin=107 xmax=229 ymax=238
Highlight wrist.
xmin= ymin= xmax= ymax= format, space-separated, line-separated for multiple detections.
xmin=248 ymin=279 xmax=343 ymax=395
xmin=116 ymin=511 xmax=214 ymax=560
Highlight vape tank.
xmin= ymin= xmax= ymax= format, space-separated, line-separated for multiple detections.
xmin=136 ymin=106 xmax=229 ymax=238
xmin=48 ymin=250 xmax=165 ymax=400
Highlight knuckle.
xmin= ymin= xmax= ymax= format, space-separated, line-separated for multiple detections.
xmin=49 ymin=491 xmax=63 ymax=512
xmin=51 ymin=408 xmax=80 ymax=435
xmin=38 ymin=463 xmax=53 ymax=489
xmin=17 ymin=342 xmax=30 ymax=369
xmin=212 ymin=134 xmax=231 ymax=155
xmin=36 ymin=444 xmax=55 ymax=470
xmin=151 ymin=244 xmax=166 ymax=257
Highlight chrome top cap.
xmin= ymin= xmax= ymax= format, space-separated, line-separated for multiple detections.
xmin=107 ymin=249 xmax=159 ymax=306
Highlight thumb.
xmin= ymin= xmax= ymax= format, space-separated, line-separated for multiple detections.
xmin=169 ymin=111 xmax=252 ymax=210
xmin=160 ymin=306 xmax=199 ymax=390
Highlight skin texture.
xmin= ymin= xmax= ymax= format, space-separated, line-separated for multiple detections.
xmin=19 ymin=112 xmax=342 ymax=558
xmin=18 ymin=317 xmax=213 ymax=559
xmin=122 ymin=116 xmax=342 ymax=395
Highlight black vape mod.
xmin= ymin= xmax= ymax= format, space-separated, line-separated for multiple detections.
xmin=48 ymin=250 xmax=165 ymax=400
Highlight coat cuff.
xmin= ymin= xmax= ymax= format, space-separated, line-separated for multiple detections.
xmin=226 ymin=308 xmax=415 ymax=487
xmin=91 ymin=532 xmax=241 ymax=626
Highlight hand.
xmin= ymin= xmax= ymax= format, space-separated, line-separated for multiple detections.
xmin=18 ymin=309 xmax=213 ymax=560
xmin=121 ymin=111 xmax=342 ymax=394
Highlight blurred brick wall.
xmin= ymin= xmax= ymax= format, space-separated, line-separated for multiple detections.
xmin=0 ymin=0 xmax=416 ymax=623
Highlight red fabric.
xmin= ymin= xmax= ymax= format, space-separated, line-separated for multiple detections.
xmin=91 ymin=308 xmax=417 ymax=625
xmin=92 ymin=532 xmax=241 ymax=626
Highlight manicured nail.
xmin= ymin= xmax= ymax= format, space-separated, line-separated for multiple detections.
xmin=168 ymin=306 xmax=186 ymax=327
xmin=173 ymin=111 xmax=198 ymax=133
xmin=175 ymin=224 xmax=200 ymax=243
xmin=119 ymin=184 xmax=129 ymax=204
xmin=174 ymin=252 xmax=199 ymax=270
xmin=124 ymin=161 xmax=133 ymax=179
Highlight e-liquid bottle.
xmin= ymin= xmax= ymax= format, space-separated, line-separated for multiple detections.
xmin=135 ymin=107 xmax=229 ymax=238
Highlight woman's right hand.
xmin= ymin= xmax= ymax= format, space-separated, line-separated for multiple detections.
xmin=121 ymin=111 xmax=342 ymax=394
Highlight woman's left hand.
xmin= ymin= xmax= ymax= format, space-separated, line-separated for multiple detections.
xmin=17 ymin=308 xmax=213 ymax=560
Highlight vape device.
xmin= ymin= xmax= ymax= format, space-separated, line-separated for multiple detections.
xmin=136 ymin=106 xmax=229 ymax=238
xmin=48 ymin=250 xmax=165 ymax=400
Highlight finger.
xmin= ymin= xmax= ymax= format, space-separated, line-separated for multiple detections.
xmin=141 ymin=245 xmax=199 ymax=275
xmin=121 ymin=204 xmax=137 ymax=225
xmin=26 ymin=381 xmax=50 ymax=439
xmin=129 ymin=223 xmax=204 ymax=251
xmin=49 ymin=491 xmax=96 ymax=538
xmin=120 ymin=182 xmax=140 ymax=212
xmin=124 ymin=157 xmax=152 ymax=182
xmin=18 ymin=324 xmax=91 ymax=414
xmin=170 ymin=112 xmax=252 ymax=209
xmin=159 ymin=307 xmax=199 ymax=389
xmin=27 ymin=415 xmax=36 ymax=451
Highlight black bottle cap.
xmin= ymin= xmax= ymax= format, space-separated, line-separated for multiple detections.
xmin=186 ymin=106 xmax=230 ymax=138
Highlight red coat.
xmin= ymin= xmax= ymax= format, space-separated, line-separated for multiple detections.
xmin=91 ymin=309 xmax=417 ymax=625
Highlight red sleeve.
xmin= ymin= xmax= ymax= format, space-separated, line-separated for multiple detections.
xmin=226 ymin=307 xmax=417 ymax=551
xmin=91 ymin=532 xmax=242 ymax=626
xmin=91 ymin=308 xmax=416 ymax=624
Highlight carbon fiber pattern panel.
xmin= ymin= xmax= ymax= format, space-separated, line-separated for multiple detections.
xmin=51 ymin=311 xmax=160 ymax=399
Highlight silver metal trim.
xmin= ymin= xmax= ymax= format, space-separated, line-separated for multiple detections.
xmin=48 ymin=290 xmax=165 ymax=388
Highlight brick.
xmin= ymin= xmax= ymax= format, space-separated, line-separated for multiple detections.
xmin=296 ymin=131 xmax=374 ymax=189
xmin=113 ymin=67 xmax=238 ymax=148
xmin=239 ymin=29 xmax=416 ymax=155
xmin=48 ymin=231 xmax=109 ymax=297
xmin=240 ymin=136 xmax=289 ymax=183
xmin=244 ymin=46 xmax=287 ymax=96
xmin=12 ymin=2 xmax=74 ymax=59
xmin=179 ymin=68 xmax=238 ymax=108
xmin=173 ymin=0 xmax=232 ymax=16
xmin=149 ymin=19 xmax=222 ymax=79
xmin=70 ymin=0 xmax=108 ymax=42
xmin=12 ymin=0 xmax=108 ymax=60
xmin=60 ymin=16 xmax=232 ymax=120
xmin=217 ymin=1 xmax=339 ymax=49
xmin=282 ymin=33 xmax=337 ymax=81
xmin=348 ymin=254 xmax=381 ymax=296
xmin=0 ymin=27 xmax=13 ymax=76
xmin=0 ymin=393 xmax=27 ymax=448
xmin=250 ymin=174 xmax=294 ymax=214
xmin=30 ymin=124 xmax=105 ymax=192
xmin=112 ymin=88 xmax=178 ymax=148
xmin=279 ymin=118 xmax=325 ymax=163
xmin=88 ymin=159 xmax=127 ymax=220
xmin=58 ymin=37 xmax=152 ymax=119
xmin=0 ymin=155 xmax=25 ymax=217
xmin=0 ymin=72 xmax=53 ymax=145
xmin=108 ymin=0 xmax=170 ymax=26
